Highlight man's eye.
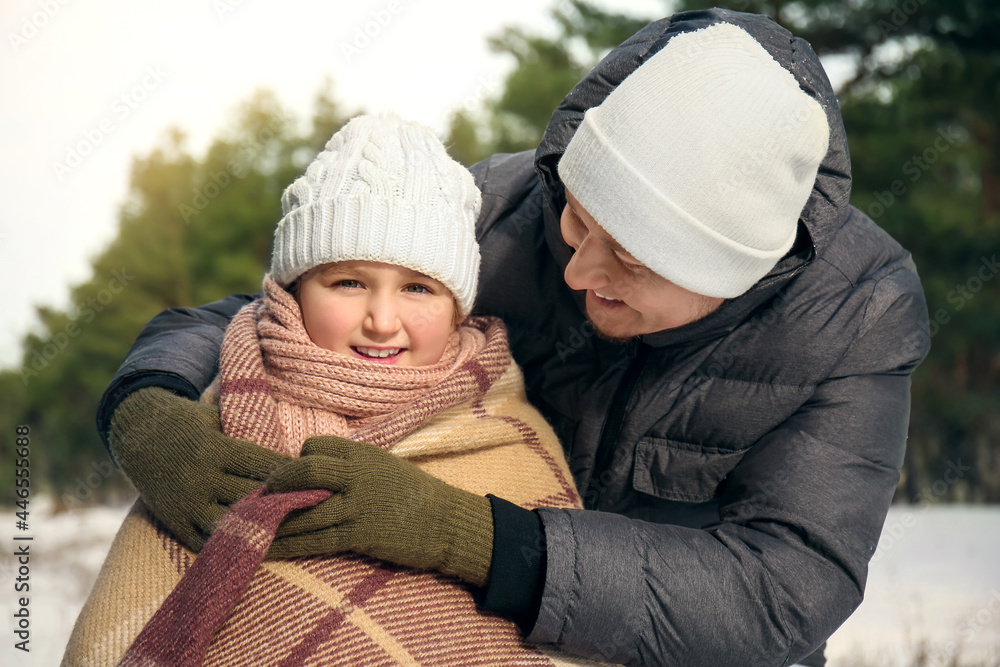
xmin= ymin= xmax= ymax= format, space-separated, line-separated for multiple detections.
xmin=617 ymin=255 xmax=646 ymax=273
xmin=560 ymin=207 xmax=587 ymax=247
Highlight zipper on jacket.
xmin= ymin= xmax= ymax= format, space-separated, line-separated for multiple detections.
xmin=585 ymin=340 xmax=652 ymax=510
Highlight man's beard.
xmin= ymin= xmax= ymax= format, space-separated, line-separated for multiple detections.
xmin=585 ymin=293 xmax=724 ymax=342
xmin=588 ymin=316 xmax=639 ymax=344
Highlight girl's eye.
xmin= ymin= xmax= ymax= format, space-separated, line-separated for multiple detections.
xmin=405 ymin=284 xmax=431 ymax=294
xmin=335 ymin=279 xmax=361 ymax=289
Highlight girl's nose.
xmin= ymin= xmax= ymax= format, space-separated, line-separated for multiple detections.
xmin=364 ymin=296 xmax=401 ymax=336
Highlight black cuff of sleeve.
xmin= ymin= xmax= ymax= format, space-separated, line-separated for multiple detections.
xmin=478 ymin=495 xmax=546 ymax=632
xmin=96 ymin=372 xmax=200 ymax=465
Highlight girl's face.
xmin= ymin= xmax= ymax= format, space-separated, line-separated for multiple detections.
xmin=296 ymin=261 xmax=459 ymax=367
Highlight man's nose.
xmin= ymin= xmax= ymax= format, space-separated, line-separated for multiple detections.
xmin=563 ymin=236 xmax=613 ymax=292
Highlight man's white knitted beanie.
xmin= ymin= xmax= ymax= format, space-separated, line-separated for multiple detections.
xmin=557 ymin=22 xmax=830 ymax=299
xmin=271 ymin=113 xmax=481 ymax=317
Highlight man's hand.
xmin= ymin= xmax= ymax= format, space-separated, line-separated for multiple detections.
xmin=108 ymin=387 xmax=292 ymax=551
xmin=265 ymin=436 xmax=494 ymax=587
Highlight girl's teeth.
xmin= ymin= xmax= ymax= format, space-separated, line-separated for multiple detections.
xmin=356 ymin=347 xmax=401 ymax=358
xmin=595 ymin=291 xmax=620 ymax=302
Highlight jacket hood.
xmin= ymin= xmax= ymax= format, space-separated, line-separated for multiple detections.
xmin=534 ymin=8 xmax=852 ymax=347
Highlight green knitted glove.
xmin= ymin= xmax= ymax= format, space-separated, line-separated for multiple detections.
xmin=265 ymin=436 xmax=495 ymax=587
xmin=108 ymin=386 xmax=293 ymax=552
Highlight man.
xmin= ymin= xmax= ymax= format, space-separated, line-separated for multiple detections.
xmin=98 ymin=9 xmax=929 ymax=666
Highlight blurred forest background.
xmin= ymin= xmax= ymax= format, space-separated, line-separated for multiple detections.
xmin=2 ymin=0 xmax=998 ymax=507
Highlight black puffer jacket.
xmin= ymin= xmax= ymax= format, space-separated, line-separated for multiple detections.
xmin=98 ymin=9 xmax=929 ymax=666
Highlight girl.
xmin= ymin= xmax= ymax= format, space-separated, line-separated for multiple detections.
xmin=64 ymin=114 xmax=606 ymax=667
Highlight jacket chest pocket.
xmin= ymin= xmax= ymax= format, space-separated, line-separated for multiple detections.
xmin=632 ymin=437 xmax=749 ymax=503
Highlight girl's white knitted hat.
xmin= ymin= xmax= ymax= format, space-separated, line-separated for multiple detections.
xmin=271 ymin=112 xmax=482 ymax=317
xmin=558 ymin=22 xmax=830 ymax=299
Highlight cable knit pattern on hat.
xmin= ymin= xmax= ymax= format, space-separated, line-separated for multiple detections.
xmin=271 ymin=113 xmax=482 ymax=316
xmin=558 ymin=22 xmax=830 ymax=298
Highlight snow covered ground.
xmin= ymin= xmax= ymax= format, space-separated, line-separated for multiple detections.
xmin=826 ymin=505 xmax=1000 ymax=666
xmin=1 ymin=500 xmax=998 ymax=666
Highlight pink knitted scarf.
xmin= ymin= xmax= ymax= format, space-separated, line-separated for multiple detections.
xmin=120 ymin=277 xmax=506 ymax=667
